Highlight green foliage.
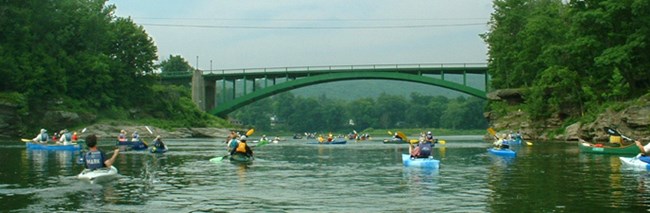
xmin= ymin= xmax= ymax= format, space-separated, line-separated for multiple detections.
xmin=230 ymin=92 xmax=488 ymax=132
xmin=0 ymin=1 xmax=227 ymax=134
xmin=485 ymin=0 xmax=650 ymax=122
xmin=160 ymin=55 xmax=194 ymax=73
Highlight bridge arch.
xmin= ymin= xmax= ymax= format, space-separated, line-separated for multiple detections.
xmin=209 ymin=71 xmax=486 ymax=117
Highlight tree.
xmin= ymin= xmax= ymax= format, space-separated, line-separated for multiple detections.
xmin=160 ymin=55 xmax=193 ymax=73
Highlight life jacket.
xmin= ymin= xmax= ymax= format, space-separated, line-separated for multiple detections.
xmin=235 ymin=142 xmax=247 ymax=153
xmin=84 ymin=151 xmax=105 ymax=170
xmin=154 ymin=139 xmax=165 ymax=148
xmin=228 ymin=139 xmax=239 ymax=150
xmin=419 ymin=142 xmax=432 ymax=157
xmin=64 ymin=133 xmax=72 ymax=141
xmin=40 ymin=133 xmax=49 ymax=142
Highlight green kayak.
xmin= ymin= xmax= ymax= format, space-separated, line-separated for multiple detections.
xmin=229 ymin=153 xmax=253 ymax=164
xmin=578 ymin=139 xmax=640 ymax=155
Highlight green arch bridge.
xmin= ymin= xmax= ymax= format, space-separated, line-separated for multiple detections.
xmin=160 ymin=63 xmax=489 ymax=118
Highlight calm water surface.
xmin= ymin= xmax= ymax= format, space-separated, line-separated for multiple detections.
xmin=1 ymin=136 xmax=650 ymax=212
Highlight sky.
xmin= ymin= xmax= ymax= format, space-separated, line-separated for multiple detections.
xmin=108 ymin=0 xmax=494 ymax=71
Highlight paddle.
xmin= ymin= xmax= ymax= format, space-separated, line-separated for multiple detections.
xmin=604 ymin=127 xmax=633 ymax=141
xmin=487 ymin=127 xmax=498 ymax=139
xmin=21 ymin=138 xmax=31 ymax=142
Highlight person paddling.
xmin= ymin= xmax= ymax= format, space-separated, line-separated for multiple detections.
xmin=231 ymin=135 xmax=253 ymax=158
xmin=33 ymin=129 xmax=49 ymax=143
xmin=82 ymin=134 xmax=119 ymax=170
xmin=152 ymin=135 xmax=166 ymax=150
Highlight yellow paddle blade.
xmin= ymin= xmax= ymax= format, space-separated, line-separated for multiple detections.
xmin=246 ymin=129 xmax=255 ymax=136
xmin=387 ymin=131 xmax=393 ymax=135
xmin=526 ymin=141 xmax=533 ymax=146
xmin=409 ymin=139 xmax=419 ymax=144
xmin=487 ymin=128 xmax=496 ymax=136
xmin=439 ymin=140 xmax=446 ymax=145
xmin=21 ymin=138 xmax=31 ymax=142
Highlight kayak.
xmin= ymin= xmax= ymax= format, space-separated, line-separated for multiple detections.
xmin=488 ymin=148 xmax=516 ymax=157
xmin=26 ymin=142 xmax=81 ymax=151
xmin=149 ymin=145 xmax=168 ymax=153
xmin=383 ymin=139 xmax=407 ymax=144
xmin=578 ymin=140 xmax=639 ymax=155
xmin=116 ymin=140 xmax=148 ymax=151
xmin=401 ymin=154 xmax=439 ymax=169
xmin=619 ymin=157 xmax=650 ymax=171
xmin=77 ymin=166 xmax=118 ymax=182
xmin=307 ymin=140 xmax=347 ymax=145
xmin=229 ymin=153 xmax=253 ymax=164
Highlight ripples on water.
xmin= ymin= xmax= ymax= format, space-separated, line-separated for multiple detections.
xmin=1 ymin=138 xmax=650 ymax=212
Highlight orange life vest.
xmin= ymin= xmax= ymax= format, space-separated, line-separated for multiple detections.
xmin=236 ymin=142 xmax=247 ymax=153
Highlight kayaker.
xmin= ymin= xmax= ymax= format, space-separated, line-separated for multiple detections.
xmin=261 ymin=135 xmax=269 ymax=142
xmin=231 ymin=135 xmax=253 ymax=158
xmin=32 ymin=129 xmax=49 ymax=143
xmin=131 ymin=131 xmax=140 ymax=142
xmin=72 ymin=132 xmax=78 ymax=142
xmin=117 ymin=130 xmax=127 ymax=143
xmin=424 ymin=131 xmax=438 ymax=144
xmin=83 ymin=134 xmax=119 ymax=170
xmin=227 ymin=131 xmax=239 ymax=152
xmin=59 ymin=129 xmax=73 ymax=145
xmin=635 ymin=140 xmax=650 ymax=163
xmin=52 ymin=132 xmax=58 ymax=143
xmin=152 ymin=135 xmax=166 ymax=150
xmin=410 ymin=140 xmax=433 ymax=158
xmin=493 ymin=133 xmax=509 ymax=149
xmin=393 ymin=132 xmax=402 ymax=141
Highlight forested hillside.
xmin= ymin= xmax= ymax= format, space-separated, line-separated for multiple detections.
xmin=483 ymin=0 xmax=650 ymax=128
xmin=0 ymin=0 xmax=227 ymax=136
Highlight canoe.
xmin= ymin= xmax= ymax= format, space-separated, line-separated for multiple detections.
xmin=77 ymin=166 xmax=118 ymax=182
xmin=26 ymin=142 xmax=81 ymax=151
xmin=619 ymin=157 xmax=650 ymax=171
xmin=401 ymin=154 xmax=439 ymax=169
xmin=488 ymin=148 xmax=516 ymax=157
xmin=229 ymin=153 xmax=253 ymax=164
xmin=578 ymin=140 xmax=639 ymax=155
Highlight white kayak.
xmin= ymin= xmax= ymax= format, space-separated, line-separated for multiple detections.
xmin=77 ymin=166 xmax=118 ymax=182
xmin=619 ymin=157 xmax=650 ymax=171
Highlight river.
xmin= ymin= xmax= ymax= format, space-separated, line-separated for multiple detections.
xmin=1 ymin=136 xmax=649 ymax=212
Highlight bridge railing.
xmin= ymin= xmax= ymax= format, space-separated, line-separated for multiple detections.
xmin=159 ymin=63 xmax=487 ymax=78
xmin=202 ymin=63 xmax=487 ymax=75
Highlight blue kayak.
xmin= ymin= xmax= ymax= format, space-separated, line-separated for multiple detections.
xmin=401 ymin=154 xmax=440 ymax=169
xmin=26 ymin=142 xmax=81 ymax=151
xmin=487 ymin=148 xmax=516 ymax=157
xmin=116 ymin=140 xmax=148 ymax=151
xmin=620 ymin=157 xmax=650 ymax=171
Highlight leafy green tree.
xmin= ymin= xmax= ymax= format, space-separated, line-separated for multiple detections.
xmin=160 ymin=55 xmax=193 ymax=73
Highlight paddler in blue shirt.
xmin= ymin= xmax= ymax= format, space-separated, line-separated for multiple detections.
xmin=83 ymin=134 xmax=119 ymax=170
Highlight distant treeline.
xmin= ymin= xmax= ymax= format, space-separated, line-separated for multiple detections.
xmin=483 ymin=0 xmax=650 ymax=122
xmin=231 ymin=92 xmax=488 ymax=132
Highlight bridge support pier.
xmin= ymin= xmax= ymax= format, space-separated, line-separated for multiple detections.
xmin=191 ymin=69 xmax=205 ymax=111
xmin=205 ymin=80 xmax=216 ymax=111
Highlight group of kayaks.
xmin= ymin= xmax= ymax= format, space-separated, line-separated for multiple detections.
xmin=24 ymin=138 xmax=168 ymax=183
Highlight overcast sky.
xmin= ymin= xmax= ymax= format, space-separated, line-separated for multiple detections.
xmin=108 ymin=0 xmax=494 ymax=70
